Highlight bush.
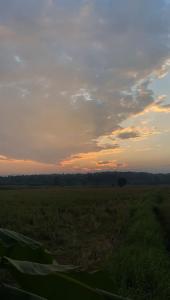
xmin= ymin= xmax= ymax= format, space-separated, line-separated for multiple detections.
xmin=117 ymin=178 xmax=127 ymax=188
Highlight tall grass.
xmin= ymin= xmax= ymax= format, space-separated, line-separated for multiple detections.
xmin=0 ymin=187 xmax=170 ymax=299
xmin=107 ymin=191 xmax=170 ymax=300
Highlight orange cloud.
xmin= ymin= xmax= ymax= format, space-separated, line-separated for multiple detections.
xmin=96 ymin=125 xmax=158 ymax=150
xmin=134 ymin=95 xmax=170 ymax=115
xmin=0 ymin=152 xmax=126 ymax=174
xmin=59 ymin=149 xmax=126 ymax=172
xmin=0 ymin=155 xmax=57 ymax=175
xmin=148 ymin=104 xmax=170 ymax=113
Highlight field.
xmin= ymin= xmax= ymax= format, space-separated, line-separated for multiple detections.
xmin=0 ymin=186 xmax=170 ymax=299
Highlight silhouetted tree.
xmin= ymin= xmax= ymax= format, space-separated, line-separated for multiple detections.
xmin=117 ymin=177 xmax=127 ymax=188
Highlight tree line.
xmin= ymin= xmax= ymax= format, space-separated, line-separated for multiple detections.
xmin=0 ymin=171 xmax=170 ymax=187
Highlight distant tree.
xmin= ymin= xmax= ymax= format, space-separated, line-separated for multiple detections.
xmin=117 ymin=177 xmax=127 ymax=188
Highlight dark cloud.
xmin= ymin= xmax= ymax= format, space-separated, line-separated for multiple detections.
xmin=117 ymin=131 xmax=140 ymax=140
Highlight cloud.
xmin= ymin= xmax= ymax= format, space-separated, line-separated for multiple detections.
xmin=150 ymin=104 xmax=170 ymax=113
xmin=0 ymin=155 xmax=8 ymax=161
xmin=114 ymin=126 xmax=158 ymax=140
xmin=97 ymin=161 xmax=112 ymax=165
xmin=59 ymin=148 xmax=125 ymax=172
xmin=0 ymin=25 xmax=15 ymax=39
xmin=0 ymin=0 xmax=169 ymax=170
xmin=95 ymin=125 xmax=159 ymax=151
xmin=14 ymin=55 xmax=23 ymax=64
xmin=117 ymin=131 xmax=140 ymax=140
xmin=137 ymin=94 xmax=170 ymax=114
xmin=0 ymin=154 xmax=58 ymax=175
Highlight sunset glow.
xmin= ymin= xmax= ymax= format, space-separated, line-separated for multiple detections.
xmin=0 ymin=0 xmax=170 ymax=174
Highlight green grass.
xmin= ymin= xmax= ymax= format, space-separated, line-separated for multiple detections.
xmin=0 ymin=186 xmax=170 ymax=299
xmin=107 ymin=190 xmax=170 ymax=299
xmin=0 ymin=187 xmax=130 ymax=269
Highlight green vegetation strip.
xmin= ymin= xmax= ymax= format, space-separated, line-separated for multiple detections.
xmin=107 ymin=192 xmax=170 ymax=300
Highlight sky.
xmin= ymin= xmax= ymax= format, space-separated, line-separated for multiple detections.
xmin=0 ymin=0 xmax=170 ymax=175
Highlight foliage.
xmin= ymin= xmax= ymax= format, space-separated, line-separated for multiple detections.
xmin=0 ymin=228 xmax=52 ymax=263
xmin=0 ymin=171 xmax=170 ymax=187
xmin=0 ymin=284 xmax=46 ymax=299
xmin=0 ymin=228 xmax=130 ymax=300
xmin=117 ymin=178 xmax=127 ymax=188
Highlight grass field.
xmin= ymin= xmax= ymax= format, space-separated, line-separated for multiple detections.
xmin=0 ymin=186 xmax=170 ymax=299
